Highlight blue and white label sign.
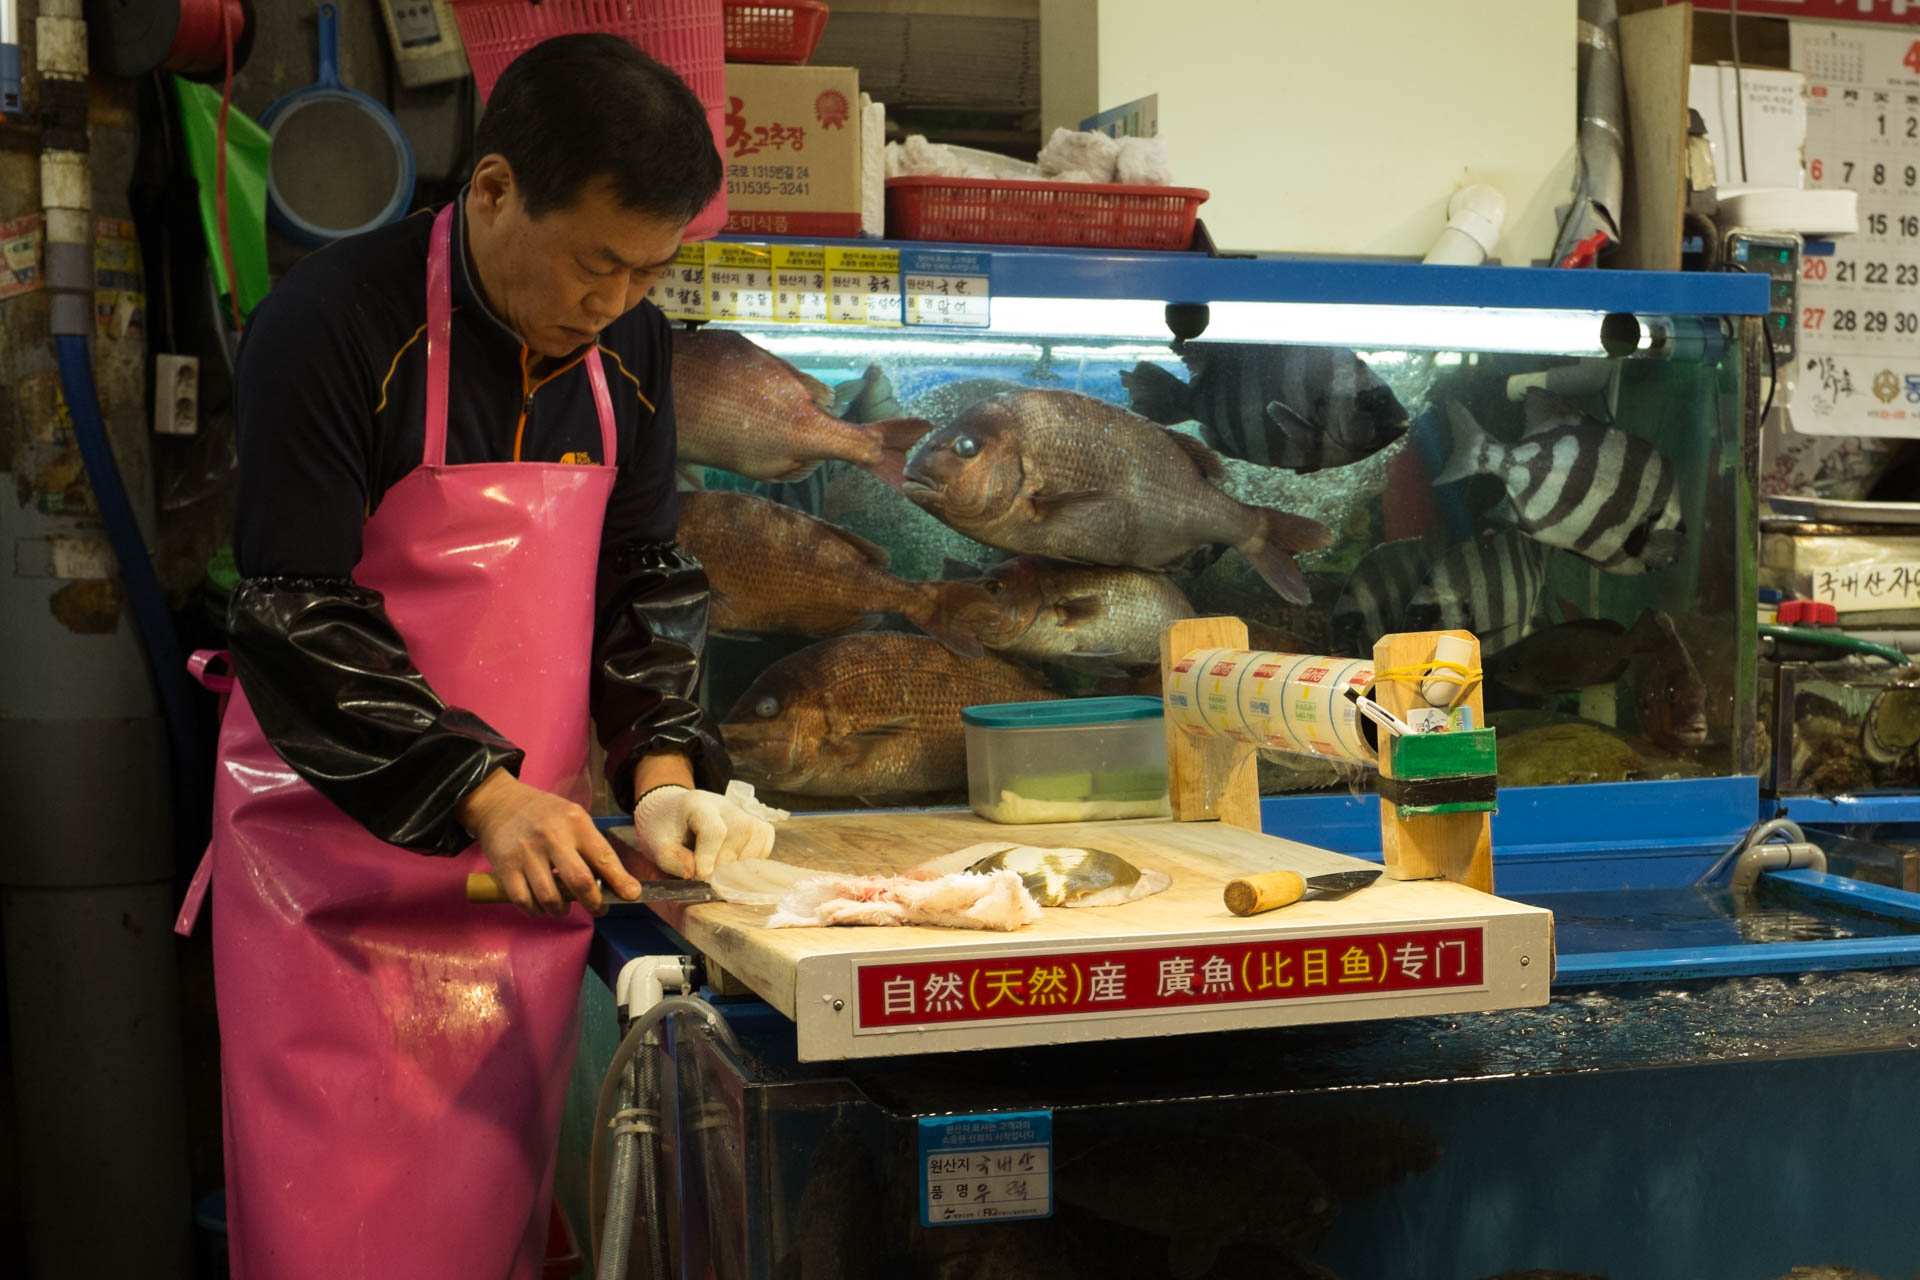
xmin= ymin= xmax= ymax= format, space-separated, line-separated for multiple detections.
xmin=918 ymin=1111 xmax=1052 ymax=1226
xmin=902 ymin=249 xmax=991 ymax=329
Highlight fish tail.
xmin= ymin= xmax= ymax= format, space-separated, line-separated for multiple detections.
xmin=1120 ymin=361 xmax=1192 ymax=424
xmin=909 ymin=580 xmax=996 ymax=660
xmin=1433 ymin=402 xmax=1495 ymax=486
xmin=865 ymin=417 xmax=935 ymax=490
xmin=1240 ymin=507 xmax=1335 ymax=605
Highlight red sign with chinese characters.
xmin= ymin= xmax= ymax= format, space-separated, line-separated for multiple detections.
xmin=1675 ymin=0 xmax=1920 ymax=25
xmin=854 ymin=928 xmax=1485 ymax=1031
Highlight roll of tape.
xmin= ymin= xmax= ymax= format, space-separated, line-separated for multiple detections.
xmin=1169 ymin=648 xmax=1379 ymax=767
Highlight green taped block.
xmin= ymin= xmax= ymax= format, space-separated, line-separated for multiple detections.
xmin=1387 ymin=728 xmax=1497 ymax=780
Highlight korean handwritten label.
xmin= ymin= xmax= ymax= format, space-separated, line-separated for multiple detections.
xmin=919 ymin=1112 xmax=1052 ymax=1227
xmin=1813 ymin=559 xmax=1920 ymax=610
xmin=856 ymin=927 xmax=1485 ymax=1032
xmin=826 ymin=247 xmax=901 ymax=327
xmin=903 ymin=249 xmax=990 ymax=328
xmin=1789 ymin=23 xmax=1920 ymax=437
xmin=703 ymin=243 xmax=775 ymax=322
xmin=772 ymin=245 xmax=829 ymax=324
xmin=646 ymin=245 xmax=708 ymax=321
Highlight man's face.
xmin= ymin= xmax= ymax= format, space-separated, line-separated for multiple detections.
xmin=467 ymin=159 xmax=686 ymax=359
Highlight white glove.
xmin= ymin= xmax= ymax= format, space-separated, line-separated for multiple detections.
xmin=632 ymin=784 xmax=776 ymax=879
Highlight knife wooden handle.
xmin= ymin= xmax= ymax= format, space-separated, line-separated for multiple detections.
xmin=1223 ymin=870 xmax=1306 ymax=917
xmin=467 ymin=872 xmax=579 ymax=905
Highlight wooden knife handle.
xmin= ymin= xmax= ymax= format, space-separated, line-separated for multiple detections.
xmin=1223 ymin=870 xmax=1306 ymax=917
xmin=467 ymin=872 xmax=579 ymax=905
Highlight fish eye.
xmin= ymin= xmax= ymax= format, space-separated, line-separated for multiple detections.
xmin=953 ymin=435 xmax=980 ymax=459
xmin=754 ymin=695 xmax=779 ymax=719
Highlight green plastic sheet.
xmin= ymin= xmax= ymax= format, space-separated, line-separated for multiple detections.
xmin=172 ymin=76 xmax=271 ymax=321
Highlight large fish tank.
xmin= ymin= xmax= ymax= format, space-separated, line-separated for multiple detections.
xmin=677 ymin=253 xmax=1765 ymax=806
xmin=570 ymin=253 xmax=1920 ymax=1280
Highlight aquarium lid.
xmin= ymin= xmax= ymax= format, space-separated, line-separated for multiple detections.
xmin=962 ymin=695 xmax=1164 ymax=728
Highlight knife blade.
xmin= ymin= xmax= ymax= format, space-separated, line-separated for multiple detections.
xmin=465 ymin=872 xmax=715 ymax=908
xmin=1223 ymin=867 xmax=1382 ymax=917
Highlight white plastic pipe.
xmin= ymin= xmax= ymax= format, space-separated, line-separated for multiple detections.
xmin=1424 ymin=184 xmax=1507 ymax=266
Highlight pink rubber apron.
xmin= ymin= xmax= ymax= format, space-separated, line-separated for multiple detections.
xmin=178 ymin=204 xmax=619 ymax=1279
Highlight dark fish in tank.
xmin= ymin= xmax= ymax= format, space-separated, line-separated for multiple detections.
xmin=1632 ymin=609 xmax=1708 ymax=750
xmin=902 ymin=389 xmax=1333 ymax=604
xmin=1330 ymin=535 xmax=1434 ymax=657
xmin=1434 ymin=390 xmax=1684 ymax=574
xmin=720 ymin=633 xmax=1056 ymax=797
xmin=1487 ymin=609 xmax=1668 ymax=696
xmin=1403 ymin=528 xmax=1548 ymax=653
xmin=963 ymin=556 xmax=1195 ymax=669
xmin=1121 ymin=342 xmax=1410 ymax=472
xmin=677 ymin=491 xmax=995 ymax=658
xmin=831 ymin=363 xmax=904 ymax=423
xmin=1056 ymin=1133 xmax=1339 ymax=1280
xmin=672 ymin=329 xmax=931 ymax=485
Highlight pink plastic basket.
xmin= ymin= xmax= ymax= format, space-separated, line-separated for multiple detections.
xmin=447 ymin=0 xmax=728 ymax=238
xmin=722 ymin=1 xmax=829 ymax=64
xmin=886 ymin=176 xmax=1209 ymax=251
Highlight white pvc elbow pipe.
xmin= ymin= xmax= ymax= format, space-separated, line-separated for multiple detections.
xmin=1424 ymin=184 xmax=1508 ymax=266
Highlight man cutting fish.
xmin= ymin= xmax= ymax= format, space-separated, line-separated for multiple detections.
xmin=176 ymin=36 xmax=773 ymax=1280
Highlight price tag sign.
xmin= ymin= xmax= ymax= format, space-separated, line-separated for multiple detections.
xmin=646 ymin=245 xmax=708 ymax=321
xmin=771 ymin=245 xmax=828 ymax=324
xmin=903 ymin=249 xmax=991 ymax=328
xmin=826 ymin=247 xmax=902 ymax=326
xmin=919 ymin=1112 xmax=1051 ymax=1227
xmin=703 ymin=243 xmax=775 ymax=321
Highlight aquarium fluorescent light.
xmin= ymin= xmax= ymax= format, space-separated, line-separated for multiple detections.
xmin=986 ymin=298 xmax=1614 ymax=357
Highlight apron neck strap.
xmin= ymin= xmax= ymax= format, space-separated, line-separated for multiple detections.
xmin=427 ymin=204 xmax=620 ymax=469
xmin=425 ymin=205 xmax=455 ymax=468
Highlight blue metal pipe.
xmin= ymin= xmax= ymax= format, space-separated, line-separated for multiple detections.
xmin=55 ymin=335 xmax=200 ymax=788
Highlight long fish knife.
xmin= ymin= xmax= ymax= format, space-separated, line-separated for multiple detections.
xmin=465 ymin=872 xmax=715 ymax=908
xmin=1223 ymin=867 xmax=1382 ymax=917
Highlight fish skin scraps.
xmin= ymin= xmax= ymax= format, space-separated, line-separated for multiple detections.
xmin=767 ymin=868 xmax=1042 ymax=931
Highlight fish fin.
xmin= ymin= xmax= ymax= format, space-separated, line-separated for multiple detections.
xmin=908 ymin=581 xmax=995 ymax=660
xmin=1064 ymin=646 xmax=1128 ymax=664
xmin=768 ymin=460 xmax=823 ymax=484
xmin=1435 ymin=401 xmax=1501 ymax=486
xmin=940 ymin=555 xmax=987 ymax=581
xmin=1557 ymin=596 xmax=1587 ymax=622
xmin=1521 ymin=386 xmax=1582 ymax=435
xmin=1027 ymin=488 xmax=1109 ymax=519
xmin=864 ymin=417 xmax=935 ymax=491
xmin=1052 ymin=594 xmax=1108 ymax=629
xmin=820 ymin=523 xmax=891 ymax=569
xmin=798 ymin=369 xmax=835 ymax=411
xmin=830 ymin=379 xmax=861 ymax=417
xmin=1240 ymin=507 xmax=1336 ymax=606
xmin=1264 ymin=397 xmax=1322 ymax=448
xmin=1120 ymin=361 xmax=1192 ymax=424
xmin=674 ymin=465 xmax=706 ymax=491
xmin=1160 ymin=426 xmax=1229 ymax=482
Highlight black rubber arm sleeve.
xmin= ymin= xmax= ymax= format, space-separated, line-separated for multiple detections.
xmin=593 ymin=538 xmax=732 ymax=812
xmin=226 ymin=577 xmax=527 ymax=854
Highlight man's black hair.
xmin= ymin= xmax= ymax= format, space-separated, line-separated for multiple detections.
xmin=473 ymin=34 xmax=723 ymax=223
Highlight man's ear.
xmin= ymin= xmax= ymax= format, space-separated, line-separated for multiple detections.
xmin=468 ymin=154 xmax=515 ymax=227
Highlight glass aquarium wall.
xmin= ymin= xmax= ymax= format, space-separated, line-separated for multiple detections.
xmin=673 ymin=314 xmax=1755 ymax=808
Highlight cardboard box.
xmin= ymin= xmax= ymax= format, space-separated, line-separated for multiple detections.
xmin=722 ymin=64 xmax=862 ymax=238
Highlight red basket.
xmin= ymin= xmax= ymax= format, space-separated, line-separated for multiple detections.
xmin=449 ymin=0 xmax=725 ymax=106
xmin=723 ymin=1 xmax=828 ymax=63
xmin=885 ymin=177 xmax=1209 ymax=251
xmin=446 ymin=0 xmax=729 ymax=240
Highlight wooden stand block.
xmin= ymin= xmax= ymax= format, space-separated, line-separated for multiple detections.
xmin=1160 ymin=616 xmax=1261 ymax=833
xmin=1371 ymin=630 xmax=1495 ymax=893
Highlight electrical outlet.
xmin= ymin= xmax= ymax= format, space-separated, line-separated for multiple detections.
xmin=154 ymin=353 xmax=199 ymax=436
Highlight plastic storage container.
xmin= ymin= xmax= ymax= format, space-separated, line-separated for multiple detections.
xmin=961 ymin=695 xmax=1169 ymax=823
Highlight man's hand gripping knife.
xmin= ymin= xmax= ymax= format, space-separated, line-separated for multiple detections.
xmin=632 ymin=782 xmax=779 ymax=879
